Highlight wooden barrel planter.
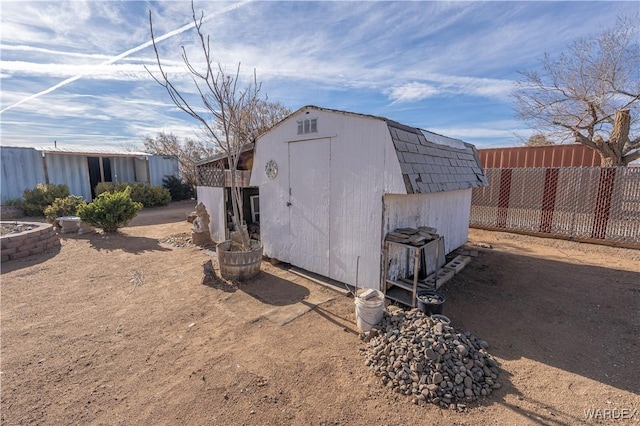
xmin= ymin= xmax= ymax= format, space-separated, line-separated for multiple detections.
xmin=217 ymin=240 xmax=263 ymax=280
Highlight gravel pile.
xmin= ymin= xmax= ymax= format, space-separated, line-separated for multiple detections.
xmin=359 ymin=307 xmax=500 ymax=409
xmin=0 ymin=223 xmax=35 ymax=236
xmin=159 ymin=233 xmax=194 ymax=247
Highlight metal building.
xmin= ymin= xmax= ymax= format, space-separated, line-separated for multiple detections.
xmin=1 ymin=146 xmax=179 ymax=202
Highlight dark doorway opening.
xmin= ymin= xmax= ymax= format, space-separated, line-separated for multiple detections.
xmin=103 ymin=158 xmax=113 ymax=182
xmin=88 ymin=157 xmax=101 ymax=198
xmin=87 ymin=157 xmax=113 ymax=198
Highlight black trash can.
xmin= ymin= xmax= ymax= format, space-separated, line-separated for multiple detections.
xmin=416 ymin=290 xmax=445 ymax=315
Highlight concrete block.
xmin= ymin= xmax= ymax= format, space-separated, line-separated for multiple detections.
xmin=424 ymin=268 xmax=455 ymax=287
xmin=444 ymin=255 xmax=471 ymax=274
xmin=9 ymin=251 xmax=30 ymax=260
xmin=1 ymin=247 xmax=17 ymax=256
xmin=29 ymin=246 xmax=45 ymax=255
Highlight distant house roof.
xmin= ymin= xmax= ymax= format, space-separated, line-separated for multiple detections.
xmin=385 ymin=119 xmax=488 ymax=194
xmin=35 ymin=146 xmax=152 ymax=157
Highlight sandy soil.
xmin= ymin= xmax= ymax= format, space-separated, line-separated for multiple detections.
xmin=1 ymin=201 xmax=638 ymax=425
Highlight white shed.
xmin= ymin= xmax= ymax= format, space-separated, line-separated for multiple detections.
xmin=250 ymin=106 xmax=488 ymax=290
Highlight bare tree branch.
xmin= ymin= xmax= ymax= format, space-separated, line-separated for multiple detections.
xmin=513 ymin=16 xmax=640 ymax=165
xmin=147 ymin=1 xmax=290 ymax=249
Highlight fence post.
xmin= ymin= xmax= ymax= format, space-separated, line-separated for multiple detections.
xmin=591 ymin=168 xmax=617 ymax=240
xmin=539 ymin=168 xmax=559 ymax=233
xmin=496 ymin=169 xmax=512 ymax=228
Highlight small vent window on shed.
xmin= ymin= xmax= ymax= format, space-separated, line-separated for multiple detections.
xmin=297 ymin=118 xmax=317 ymax=135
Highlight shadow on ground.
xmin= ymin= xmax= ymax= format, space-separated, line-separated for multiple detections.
xmin=239 ymin=271 xmax=310 ymax=306
xmin=442 ymin=248 xmax=639 ymax=395
xmin=0 ymin=246 xmax=61 ymax=274
xmin=65 ymin=232 xmax=172 ymax=254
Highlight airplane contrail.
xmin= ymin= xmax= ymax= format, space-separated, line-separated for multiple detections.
xmin=0 ymin=0 xmax=252 ymax=114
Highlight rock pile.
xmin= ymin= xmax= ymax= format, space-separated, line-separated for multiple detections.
xmin=359 ymin=308 xmax=500 ymax=409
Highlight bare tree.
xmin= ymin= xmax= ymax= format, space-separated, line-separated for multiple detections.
xmin=524 ymin=133 xmax=555 ymax=147
xmin=118 ymin=141 xmax=144 ymax=152
xmin=146 ymin=3 xmax=289 ymax=250
xmin=513 ymin=17 xmax=640 ymax=165
xmin=143 ymin=132 xmax=216 ymax=187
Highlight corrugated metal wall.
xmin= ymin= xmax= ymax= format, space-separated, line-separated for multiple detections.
xmin=2 ymin=148 xmax=179 ymax=204
xmin=110 ymin=157 xmax=137 ymax=183
xmin=479 ymin=144 xmax=601 ymax=168
xmin=1 ymin=147 xmax=46 ymax=202
xmin=45 ymin=154 xmax=92 ymax=200
xmin=149 ymin=155 xmax=179 ymax=186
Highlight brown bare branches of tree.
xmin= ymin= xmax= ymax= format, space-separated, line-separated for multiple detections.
xmin=143 ymin=132 xmax=216 ymax=187
xmin=523 ymin=133 xmax=555 ymax=147
xmin=513 ymin=17 xmax=640 ymax=165
xmin=146 ymin=2 xmax=289 ymax=250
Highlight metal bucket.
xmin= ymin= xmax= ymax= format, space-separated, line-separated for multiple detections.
xmin=217 ymin=240 xmax=263 ymax=280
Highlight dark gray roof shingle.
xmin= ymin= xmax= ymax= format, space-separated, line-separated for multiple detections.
xmin=385 ymin=120 xmax=488 ymax=194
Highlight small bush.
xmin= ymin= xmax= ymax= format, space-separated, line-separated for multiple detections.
xmin=22 ymin=183 xmax=70 ymax=216
xmin=44 ymin=195 xmax=87 ymax=223
xmin=162 ymin=175 xmax=194 ymax=201
xmin=95 ymin=182 xmax=171 ymax=207
xmin=77 ymin=187 xmax=142 ymax=233
xmin=2 ymin=198 xmax=24 ymax=207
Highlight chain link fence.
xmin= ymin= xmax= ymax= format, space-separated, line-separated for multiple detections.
xmin=470 ymin=167 xmax=640 ymax=246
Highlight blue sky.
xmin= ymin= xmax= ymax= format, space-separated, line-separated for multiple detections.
xmin=1 ymin=1 xmax=638 ymax=151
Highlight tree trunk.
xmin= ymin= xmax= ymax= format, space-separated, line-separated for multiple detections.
xmin=598 ymin=154 xmax=625 ymax=167
xmin=590 ymin=109 xmax=631 ymax=167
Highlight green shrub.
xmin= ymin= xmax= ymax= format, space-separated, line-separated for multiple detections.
xmin=95 ymin=182 xmax=171 ymax=207
xmin=44 ymin=195 xmax=87 ymax=223
xmin=2 ymin=198 xmax=24 ymax=207
xmin=162 ymin=175 xmax=194 ymax=201
xmin=22 ymin=183 xmax=70 ymax=216
xmin=77 ymin=187 xmax=142 ymax=233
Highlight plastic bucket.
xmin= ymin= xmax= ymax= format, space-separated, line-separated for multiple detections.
xmin=355 ymin=289 xmax=385 ymax=332
xmin=416 ymin=290 xmax=445 ymax=315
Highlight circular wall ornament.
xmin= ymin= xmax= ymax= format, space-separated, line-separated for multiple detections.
xmin=265 ymin=159 xmax=278 ymax=180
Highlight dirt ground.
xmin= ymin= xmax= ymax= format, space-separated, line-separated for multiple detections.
xmin=1 ymin=201 xmax=639 ymax=425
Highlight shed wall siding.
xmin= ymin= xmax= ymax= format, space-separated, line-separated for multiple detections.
xmin=45 ymin=154 xmax=92 ymax=201
xmin=252 ymin=109 xmax=406 ymax=288
xmin=196 ymin=186 xmax=226 ymax=242
xmin=383 ymin=189 xmax=472 ymax=255
xmin=1 ymin=147 xmax=46 ymax=202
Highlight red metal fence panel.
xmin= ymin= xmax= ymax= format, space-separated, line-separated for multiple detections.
xmin=478 ymin=145 xmax=601 ymax=168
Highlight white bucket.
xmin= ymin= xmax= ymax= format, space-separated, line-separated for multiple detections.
xmin=355 ymin=289 xmax=385 ymax=332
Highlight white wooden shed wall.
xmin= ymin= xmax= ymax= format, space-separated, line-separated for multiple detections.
xmin=196 ymin=186 xmax=227 ymax=242
xmin=382 ymin=190 xmax=472 ymax=282
xmin=383 ymin=189 xmax=472 ymax=254
xmin=251 ymin=109 xmax=407 ymax=289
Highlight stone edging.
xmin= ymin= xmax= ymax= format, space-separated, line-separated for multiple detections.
xmin=0 ymin=222 xmax=60 ymax=262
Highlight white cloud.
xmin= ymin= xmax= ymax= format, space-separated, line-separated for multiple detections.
xmin=387 ymin=82 xmax=440 ymax=103
xmin=1 ymin=1 xmax=637 ymax=150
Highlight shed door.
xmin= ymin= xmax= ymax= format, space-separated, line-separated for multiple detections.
xmin=288 ymin=138 xmax=330 ymax=276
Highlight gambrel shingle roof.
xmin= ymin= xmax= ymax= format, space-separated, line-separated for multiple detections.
xmin=385 ymin=119 xmax=488 ymax=194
